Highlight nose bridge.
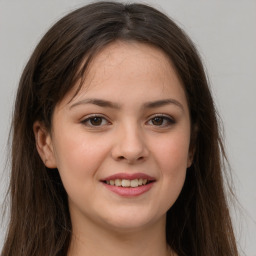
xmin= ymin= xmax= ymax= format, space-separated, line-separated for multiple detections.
xmin=112 ymin=120 xmax=148 ymax=163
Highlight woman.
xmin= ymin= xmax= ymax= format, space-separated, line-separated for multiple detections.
xmin=1 ymin=1 xmax=239 ymax=256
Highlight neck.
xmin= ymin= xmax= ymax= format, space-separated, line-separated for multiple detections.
xmin=67 ymin=214 xmax=175 ymax=256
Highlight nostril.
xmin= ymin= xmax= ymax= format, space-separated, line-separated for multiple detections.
xmin=116 ymin=155 xmax=144 ymax=162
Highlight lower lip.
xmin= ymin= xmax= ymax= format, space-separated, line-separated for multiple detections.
xmin=102 ymin=182 xmax=154 ymax=197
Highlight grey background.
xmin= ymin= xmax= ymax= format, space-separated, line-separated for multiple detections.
xmin=0 ymin=0 xmax=255 ymax=255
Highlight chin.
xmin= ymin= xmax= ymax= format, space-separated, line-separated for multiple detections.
xmin=99 ymin=209 xmax=165 ymax=233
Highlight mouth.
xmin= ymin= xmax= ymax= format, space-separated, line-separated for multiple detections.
xmin=103 ymin=178 xmax=154 ymax=188
xmin=100 ymin=173 xmax=156 ymax=197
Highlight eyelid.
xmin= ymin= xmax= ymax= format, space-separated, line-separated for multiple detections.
xmin=146 ymin=113 xmax=176 ymax=126
xmin=80 ymin=114 xmax=111 ymax=127
xmin=148 ymin=113 xmax=174 ymax=118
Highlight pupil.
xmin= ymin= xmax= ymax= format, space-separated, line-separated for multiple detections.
xmin=91 ymin=117 xmax=102 ymax=125
xmin=152 ymin=117 xmax=163 ymax=125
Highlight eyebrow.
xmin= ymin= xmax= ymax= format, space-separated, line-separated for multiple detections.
xmin=69 ymin=98 xmax=184 ymax=111
xmin=142 ymin=99 xmax=184 ymax=111
xmin=70 ymin=98 xmax=121 ymax=109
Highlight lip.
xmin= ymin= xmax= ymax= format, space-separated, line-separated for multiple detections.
xmin=102 ymin=182 xmax=154 ymax=197
xmin=102 ymin=172 xmax=155 ymax=181
xmin=100 ymin=172 xmax=156 ymax=197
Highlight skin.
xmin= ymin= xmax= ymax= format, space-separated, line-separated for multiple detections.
xmin=34 ymin=41 xmax=192 ymax=256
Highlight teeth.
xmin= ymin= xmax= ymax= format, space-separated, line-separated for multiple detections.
xmin=115 ymin=179 xmax=122 ymax=186
xmin=106 ymin=178 xmax=149 ymax=187
xmin=122 ymin=179 xmax=130 ymax=187
xmin=130 ymin=179 xmax=138 ymax=187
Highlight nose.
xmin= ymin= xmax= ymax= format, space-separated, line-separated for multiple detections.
xmin=111 ymin=123 xmax=149 ymax=164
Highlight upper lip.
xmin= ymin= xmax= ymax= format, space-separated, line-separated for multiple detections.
xmin=101 ymin=173 xmax=156 ymax=181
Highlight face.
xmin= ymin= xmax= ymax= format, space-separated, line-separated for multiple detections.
xmin=35 ymin=41 xmax=192 ymax=234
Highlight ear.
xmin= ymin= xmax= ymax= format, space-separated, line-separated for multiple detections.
xmin=33 ymin=121 xmax=57 ymax=169
xmin=187 ymin=123 xmax=198 ymax=168
xmin=187 ymin=150 xmax=194 ymax=168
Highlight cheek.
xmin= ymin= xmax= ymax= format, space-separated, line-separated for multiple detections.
xmin=155 ymin=132 xmax=191 ymax=173
xmin=52 ymin=131 xmax=110 ymax=181
xmin=51 ymin=132 xmax=112 ymax=208
xmin=156 ymin=137 xmax=189 ymax=209
xmin=153 ymin=130 xmax=190 ymax=200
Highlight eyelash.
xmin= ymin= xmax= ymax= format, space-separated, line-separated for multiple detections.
xmin=80 ymin=114 xmax=175 ymax=128
xmin=146 ymin=114 xmax=175 ymax=127
xmin=81 ymin=115 xmax=110 ymax=127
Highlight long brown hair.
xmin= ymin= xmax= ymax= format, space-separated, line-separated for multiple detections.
xmin=1 ymin=2 xmax=238 ymax=256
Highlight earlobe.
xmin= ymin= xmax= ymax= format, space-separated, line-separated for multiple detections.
xmin=187 ymin=147 xmax=195 ymax=168
xmin=187 ymin=153 xmax=193 ymax=168
xmin=33 ymin=121 xmax=57 ymax=169
xmin=187 ymin=124 xmax=198 ymax=168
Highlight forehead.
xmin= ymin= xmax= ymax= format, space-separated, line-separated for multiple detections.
xmin=61 ymin=41 xmax=187 ymax=107
xmin=86 ymin=41 xmax=177 ymax=86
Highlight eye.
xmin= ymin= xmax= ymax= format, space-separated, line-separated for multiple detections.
xmin=147 ymin=115 xmax=175 ymax=127
xmin=81 ymin=115 xmax=110 ymax=127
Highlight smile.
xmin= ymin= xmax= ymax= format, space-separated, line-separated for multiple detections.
xmin=104 ymin=178 xmax=150 ymax=187
xmin=101 ymin=173 xmax=156 ymax=197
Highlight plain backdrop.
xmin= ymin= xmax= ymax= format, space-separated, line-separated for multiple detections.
xmin=0 ymin=0 xmax=255 ymax=255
